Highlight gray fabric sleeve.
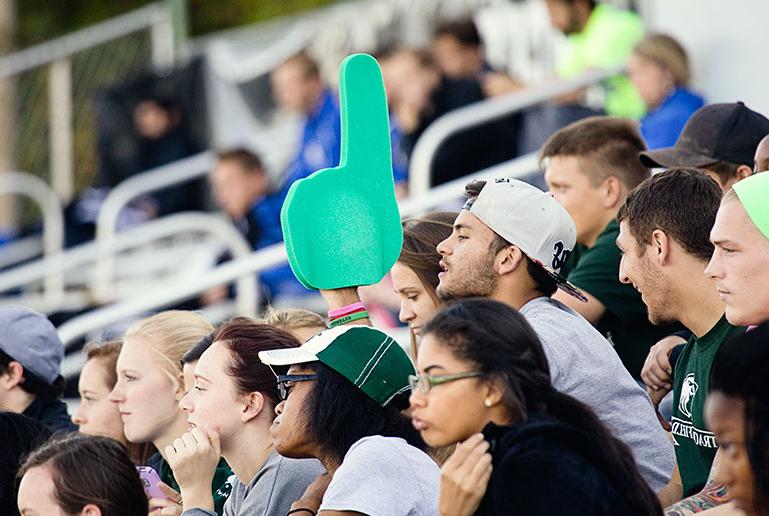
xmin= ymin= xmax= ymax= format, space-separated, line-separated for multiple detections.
xmin=182 ymin=509 xmax=217 ymax=516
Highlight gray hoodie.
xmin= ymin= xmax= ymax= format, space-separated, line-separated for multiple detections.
xmin=183 ymin=451 xmax=324 ymax=516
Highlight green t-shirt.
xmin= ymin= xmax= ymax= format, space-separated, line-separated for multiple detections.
xmin=565 ymin=219 xmax=680 ymax=378
xmin=555 ymin=3 xmax=646 ymax=119
xmin=671 ymin=316 xmax=743 ymax=497
xmin=160 ymin=456 xmax=234 ymax=514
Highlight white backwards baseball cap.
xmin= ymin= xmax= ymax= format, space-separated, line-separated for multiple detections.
xmin=463 ymin=178 xmax=586 ymax=301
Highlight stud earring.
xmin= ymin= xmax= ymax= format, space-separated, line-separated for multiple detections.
xmin=484 ymin=398 xmax=493 ymax=408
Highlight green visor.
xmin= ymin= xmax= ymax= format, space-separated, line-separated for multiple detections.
xmin=733 ymin=173 xmax=769 ymax=241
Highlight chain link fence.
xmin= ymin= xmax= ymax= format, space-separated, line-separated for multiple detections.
xmin=14 ymin=33 xmax=153 ymax=223
xmin=0 ymin=3 xmax=174 ymax=232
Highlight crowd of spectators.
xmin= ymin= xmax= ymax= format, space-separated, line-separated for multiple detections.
xmin=3 ymin=1 xmax=769 ymax=515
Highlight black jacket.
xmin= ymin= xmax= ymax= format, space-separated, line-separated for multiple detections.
xmin=475 ymin=415 xmax=655 ymax=515
xmin=23 ymin=397 xmax=77 ymax=434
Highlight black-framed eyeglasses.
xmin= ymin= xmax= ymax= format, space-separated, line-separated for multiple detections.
xmin=408 ymin=371 xmax=483 ymax=394
xmin=276 ymin=374 xmax=318 ymax=401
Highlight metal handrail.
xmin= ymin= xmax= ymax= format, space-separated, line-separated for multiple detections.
xmin=407 ymin=68 xmax=618 ymax=198
xmin=0 ymin=212 xmax=257 ymax=318
xmin=59 ymin=242 xmax=286 ymax=347
xmin=0 ymin=3 xmax=169 ymax=79
xmin=0 ymin=236 xmax=43 ymax=270
xmin=398 ymin=152 xmax=540 ymax=215
xmin=92 ymin=151 xmax=216 ymax=301
xmin=57 ymin=151 xmax=542 ymax=348
xmin=0 ymin=171 xmax=65 ymax=305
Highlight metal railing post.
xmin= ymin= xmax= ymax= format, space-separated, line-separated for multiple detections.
xmin=151 ymin=2 xmax=177 ymax=69
xmin=48 ymin=58 xmax=74 ymax=203
xmin=0 ymin=172 xmax=64 ymax=305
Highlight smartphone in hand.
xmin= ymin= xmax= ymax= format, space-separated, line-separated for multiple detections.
xmin=137 ymin=466 xmax=169 ymax=500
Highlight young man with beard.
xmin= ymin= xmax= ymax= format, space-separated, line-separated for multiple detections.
xmin=435 ymin=177 xmax=674 ymax=491
xmin=616 ymin=168 xmax=745 ymax=513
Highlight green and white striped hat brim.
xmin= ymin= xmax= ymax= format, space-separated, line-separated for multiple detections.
xmin=259 ymin=325 xmax=415 ymax=406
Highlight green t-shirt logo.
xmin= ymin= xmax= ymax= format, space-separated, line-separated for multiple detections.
xmin=678 ymin=373 xmax=698 ymax=419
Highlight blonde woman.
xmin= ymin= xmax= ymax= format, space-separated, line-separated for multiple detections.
xmin=627 ymin=33 xmax=704 ymax=149
xmin=109 ymin=311 xmax=232 ymax=514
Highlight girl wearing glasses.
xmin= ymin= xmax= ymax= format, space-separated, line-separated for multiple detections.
xmin=168 ymin=319 xmax=323 ymax=515
xmin=410 ymin=298 xmax=662 ymax=515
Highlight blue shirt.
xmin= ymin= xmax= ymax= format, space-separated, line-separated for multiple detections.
xmin=283 ymin=89 xmax=341 ymax=186
xmin=390 ymin=115 xmax=408 ymax=185
xmin=259 ymin=89 xmax=340 ymax=300
xmin=248 ymin=188 xmax=310 ymax=299
xmin=640 ymin=87 xmax=705 ymax=150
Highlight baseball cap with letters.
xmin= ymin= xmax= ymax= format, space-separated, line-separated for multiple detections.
xmin=259 ymin=325 xmax=415 ymax=406
xmin=0 ymin=306 xmax=64 ymax=385
xmin=463 ymin=178 xmax=587 ymax=301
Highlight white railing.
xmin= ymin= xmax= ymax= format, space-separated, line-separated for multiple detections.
xmin=0 ymin=171 xmax=65 ymax=306
xmin=0 ymin=211 xmax=256 ymax=319
xmin=407 ymin=68 xmax=618 ymax=198
xmin=92 ymin=151 xmax=216 ymax=301
xmin=57 ymin=151 xmax=542 ymax=351
xmin=0 ymin=2 xmax=178 ymax=203
xmin=0 ymin=4 xmax=174 ymax=79
xmin=0 ymin=236 xmax=44 ymax=270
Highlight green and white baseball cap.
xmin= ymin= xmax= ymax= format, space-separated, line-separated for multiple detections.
xmin=259 ymin=325 xmax=415 ymax=406
xmin=734 ymin=172 xmax=769 ymax=241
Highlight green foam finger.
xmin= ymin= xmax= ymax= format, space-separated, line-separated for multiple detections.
xmin=338 ymin=52 xmax=392 ymax=170
xmin=280 ymin=53 xmax=403 ymax=290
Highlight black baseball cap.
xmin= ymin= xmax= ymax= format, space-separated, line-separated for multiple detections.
xmin=639 ymin=102 xmax=769 ymax=169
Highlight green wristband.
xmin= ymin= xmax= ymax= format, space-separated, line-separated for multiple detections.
xmin=328 ymin=311 xmax=369 ymax=327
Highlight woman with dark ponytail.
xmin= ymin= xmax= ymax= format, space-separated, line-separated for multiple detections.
xmin=409 ymin=298 xmax=662 ymax=515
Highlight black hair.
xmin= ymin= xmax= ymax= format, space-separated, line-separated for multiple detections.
xmin=556 ymin=0 xmax=597 ymax=7
xmin=0 ymin=412 xmax=51 ymax=516
xmin=0 ymin=350 xmax=66 ymax=400
xmin=302 ymin=362 xmax=424 ymax=465
xmin=180 ymin=331 xmax=215 ymax=365
xmin=617 ymin=168 xmax=722 ymax=262
xmin=435 ymin=18 xmax=482 ymax=47
xmin=423 ymin=298 xmax=662 ymax=515
xmin=710 ymin=323 xmax=769 ymax=515
xmin=216 ymin=148 xmax=265 ymax=174
xmin=525 ymin=256 xmax=558 ymax=297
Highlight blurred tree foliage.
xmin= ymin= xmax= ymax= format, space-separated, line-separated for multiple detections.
xmin=17 ymin=0 xmax=340 ymax=47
